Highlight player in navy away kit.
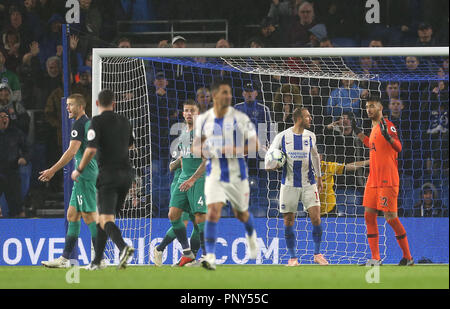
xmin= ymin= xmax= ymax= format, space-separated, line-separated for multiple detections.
xmin=71 ymin=89 xmax=135 ymax=270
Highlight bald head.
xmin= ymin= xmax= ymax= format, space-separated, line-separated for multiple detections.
xmin=298 ymin=2 xmax=314 ymax=25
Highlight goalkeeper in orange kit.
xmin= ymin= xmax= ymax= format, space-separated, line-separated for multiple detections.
xmin=353 ymin=96 xmax=413 ymax=266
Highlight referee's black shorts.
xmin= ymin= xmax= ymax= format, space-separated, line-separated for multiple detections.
xmin=96 ymin=169 xmax=133 ymax=215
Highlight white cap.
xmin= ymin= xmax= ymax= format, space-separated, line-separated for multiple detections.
xmin=172 ymin=36 xmax=186 ymax=45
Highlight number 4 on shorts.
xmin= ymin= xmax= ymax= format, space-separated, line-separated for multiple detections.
xmin=197 ymin=196 xmax=204 ymax=206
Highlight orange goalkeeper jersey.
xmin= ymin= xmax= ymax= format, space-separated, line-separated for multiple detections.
xmin=363 ymin=118 xmax=402 ymax=188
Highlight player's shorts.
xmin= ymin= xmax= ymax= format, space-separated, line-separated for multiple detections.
xmin=279 ymin=184 xmax=320 ymax=214
xmin=363 ymin=186 xmax=399 ymax=212
xmin=204 ymin=177 xmax=250 ymax=212
xmin=69 ymin=179 xmax=97 ymax=213
xmin=96 ymin=169 xmax=133 ymax=215
xmin=169 ymin=177 xmax=207 ymax=215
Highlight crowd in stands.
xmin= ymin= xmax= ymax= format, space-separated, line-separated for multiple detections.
xmin=0 ymin=0 xmax=448 ymax=218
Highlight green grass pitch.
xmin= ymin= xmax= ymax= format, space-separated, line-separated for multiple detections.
xmin=0 ymin=265 xmax=448 ymax=289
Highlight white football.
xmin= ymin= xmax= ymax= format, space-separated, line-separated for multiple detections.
xmin=265 ymin=149 xmax=286 ymax=169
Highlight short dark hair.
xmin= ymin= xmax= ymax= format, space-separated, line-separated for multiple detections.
xmin=183 ymin=99 xmax=199 ymax=109
xmin=367 ymin=94 xmax=382 ymax=104
xmin=98 ymin=89 xmax=115 ymax=107
xmin=210 ymin=80 xmax=231 ymax=94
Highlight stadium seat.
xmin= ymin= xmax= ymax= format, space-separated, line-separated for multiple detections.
xmin=331 ymin=37 xmax=358 ymax=47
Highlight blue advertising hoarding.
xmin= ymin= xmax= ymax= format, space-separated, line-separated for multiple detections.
xmin=0 ymin=218 xmax=448 ymax=266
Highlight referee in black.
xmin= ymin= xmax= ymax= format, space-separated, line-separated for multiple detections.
xmin=71 ymin=89 xmax=135 ymax=270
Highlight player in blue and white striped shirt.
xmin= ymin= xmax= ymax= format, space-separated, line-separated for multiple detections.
xmin=265 ymin=107 xmax=328 ymax=266
xmin=193 ymin=80 xmax=261 ymax=270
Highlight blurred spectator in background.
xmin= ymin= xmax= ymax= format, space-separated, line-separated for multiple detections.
xmin=326 ymin=75 xmax=368 ymax=118
xmin=267 ymin=0 xmax=301 ymax=46
xmin=0 ymin=47 xmax=21 ymax=102
xmin=0 ymin=82 xmax=29 ymax=135
xmin=1 ymin=28 xmax=26 ymax=73
xmin=0 ymin=108 xmax=29 ymax=218
xmin=289 ymin=1 xmax=316 ymax=47
xmin=195 ymin=87 xmax=211 ymax=112
xmin=415 ymin=22 xmax=440 ymax=47
xmin=18 ymin=40 xmax=41 ymax=109
xmin=382 ymin=81 xmax=401 ymax=108
xmin=36 ymin=55 xmax=62 ymax=109
xmin=216 ymin=38 xmax=231 ymax=48
xmin=72 ymin=66 xmax=92 ymax=116
xmin=22 ymin=0 xmax=43 ymax=42
xmin=319 ymin=37 xmax=334 ymax=48
xmin=272 ymin=83 xmax=302 ymax=132
xmin=4 ymin=6 xmax=33 ymax=51
xmin=306 ymin=23 xmax=327 ymax=48
xmin=368 ymin=39 xmax=384 ymax=47
xmin=254 ymin=16 xmax=281 ymax=48
xmin=117 ymin=37 xmax=132 ymax=48
xmin=172 ymin=35 xmax=186 ymax=48
xmin=37 ymin=13 xmax=63 ymax=70
xmin=246 ymin=36 xmax=264 ymax=48
xmin=413 ymin=183 xmax=448 ymax=217
xmin=78 ymin=0 xmax=102 ymax=38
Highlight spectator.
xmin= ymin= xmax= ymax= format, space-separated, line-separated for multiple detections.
xmin=326 ymin=75 xmax=368 ymax=118
xmin=79 ymin=0 xmax=102 ymax=38
xmin=36 ymin=55 xmax=62 ymax=109
xmin=22 ymin=0 xmax=43 ymax=42
xmin=117 ymin=37 xmax=132 ymax=48
xmin=246 ymin=37 xmax=264 ymax=48
xmin=0 ymin=47 xmax=21 ymax=102
xmin=388 ymin=98 xmax=416 ymax=177
xmin=235 ymin=80 xmax=272 ymax=136
xmin=0 ymin=108 xmax=29 ymax=218
xmin=272 ymin=83 xmax=302 ymax=132
xmin=357 ymin=56 xmax=378 ymax=75
xmin=37 ymin=13 xmax=63 ymax=69
xmin=172 ymin=35 xmax=186 ymax=48
xmin=4 ymin=6 xmax=33 ymax=50
xmin=415 ymin=22 xmax=440 ymax=47
xmin=195 ymin=87 xmax=211 ymax=112
xmin=413 ymin=183 xmax=448 ymax=217
xmin=319 ymin=37 xmax=334 ymax=48
xmin=306 ymin=23 xmax=327 ymax=47
xmin=43 ymin=84 xmax=63 ymax=156
xmin=267 ymin=0 xmax=301 ymax=46
xmin=215 ymin=38 xmax=231 ymax=48
xmin=0 ymin=82 xmax=29 ymax=134
xmin=324 ymin=111 xmax=366 ymax=190
xmin=289 ymin=1 xmax=316 ymax=47
xmin=368 ymin=39 xmax=384 ymax=47
xmin=1 ymin=28 xmax=26 ymax=73
xmin=17 ymin=40 xmax=41 ymax=109
xmin=157 ymin=39 xmax=170 ymax=48
xmin=382 ymin=81 xmax=401 ymax=108
xmin=71 ymin=66 xmax=92 ymax=117
xmin=254 ymin=16 xmax=281 ymax=48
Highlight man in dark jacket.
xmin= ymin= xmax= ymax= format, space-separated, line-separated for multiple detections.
xmin=0 ymin=108 xmax=30 ymax=217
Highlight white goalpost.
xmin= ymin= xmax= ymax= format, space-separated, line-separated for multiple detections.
xmin=92 ymin=47 xmax=449 ymax=265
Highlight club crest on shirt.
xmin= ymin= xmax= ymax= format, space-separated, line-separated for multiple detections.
xmin=71 ymin=130 xmax=78 ymax=138
xmin=390 ymin=126 xmax=396 ymax=133
xmin=304 ymin=140 xmax=309 ymax=146
xmin=87 ymin=129 xmax=95 ymax=141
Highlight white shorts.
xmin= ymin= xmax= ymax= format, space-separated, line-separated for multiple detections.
xmin=204 ymin=177 xmax=250 ymax=212
xmin=279 ymin=184 xmax=320 ymax=213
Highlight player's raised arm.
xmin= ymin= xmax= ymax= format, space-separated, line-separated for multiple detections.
xmin=380 ymin=117 xmax=402 ymax=152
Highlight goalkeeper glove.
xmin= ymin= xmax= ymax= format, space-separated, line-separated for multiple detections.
xmin=379 ymin=117 xmax=392 ymax=143
xmin=349 ymin=113 xmax=362 ymax=135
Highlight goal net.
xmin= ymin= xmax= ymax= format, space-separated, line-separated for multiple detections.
xmin=92 ymin=48 xmax=448 ymax=265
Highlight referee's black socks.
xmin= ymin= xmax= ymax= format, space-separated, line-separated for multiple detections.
xmin=104 ymin=221 xmax=127 ymax=253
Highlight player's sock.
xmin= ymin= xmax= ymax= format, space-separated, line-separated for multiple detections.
xmin=104 ymin=222 xmax=127 ymax=253
xmin=157 ymin=227 xmax=176 ymax=252
xmin=204 ymin=220 xmax=217 ymax=254
xmin=93 ymin=224 xmax=107 ymax=265
xmin=62 ymin=221 xmax=81 ymax=259
xmin=312 ymin=224 xmax=323 ymax=255
xmin=284 ymin=225 xmax=297 ymax=258
xmin=171 ymin=218 xmax=191 ymax=254
xmin=190 ymin=224 xmax=201 ymax=257
xmin=198 ymin=221 xmax=206 ymax=256
xmin=387 ymin=217 xmax=412 ymax=260
xmin=88 ymin=222 xmax=98 ymax=250
xmin=244 ymin=213 xmax=255 ymax=236
xmin=364 ymin=211 xmax=380 ymax=260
